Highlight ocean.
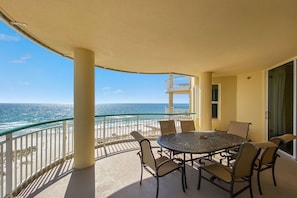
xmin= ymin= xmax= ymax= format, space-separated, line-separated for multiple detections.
xmin=0 ymin=103 xmax=189 ymax=132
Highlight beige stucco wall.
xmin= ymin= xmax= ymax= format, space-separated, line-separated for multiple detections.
xmin=194 ymin=72 xmax=266 ymax=142
xmin=236 ymin=71 xmax=266 ymax=142
xmin=212 ymin=76 xmax=237 ymax=131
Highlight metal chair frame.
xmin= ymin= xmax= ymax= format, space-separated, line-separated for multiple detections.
xmin=198 ymin=142 xmax=260 ymax=198
xmin=254 ymin=137 xmax=282 ymax=195
xmin=131 ymin=131 xmax=185 ymax=198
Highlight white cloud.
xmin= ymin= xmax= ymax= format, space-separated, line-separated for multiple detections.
xmin=101 ymin=86 xmax=112 ymax=96
xmin=9 ymin=54 xmax=32 ymax=64
xmin=0 ymin=33 xmax=20 ymax=42
xmin=101 ymin=86 xmax=123 ymax=94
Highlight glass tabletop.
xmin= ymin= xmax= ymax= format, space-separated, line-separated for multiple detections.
xmin=157 ymin=131 xmax=247 ymax=154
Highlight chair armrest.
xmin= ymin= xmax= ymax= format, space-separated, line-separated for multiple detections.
xmin=252 ymin=141 xmax=278 ymax=148
xmin=156 ymin=156 xmax=182 ymax=169
xmin=278 ymin=134 xmax=297 ymax=144
xmin=150 ymin=144 xmax=162 ymax=149
xmin=136 ymin=151 xmax=142 ymax=157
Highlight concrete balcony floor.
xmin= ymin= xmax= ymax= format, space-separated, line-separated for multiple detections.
xmin=18 ymin=141 xmax=297 ymax=198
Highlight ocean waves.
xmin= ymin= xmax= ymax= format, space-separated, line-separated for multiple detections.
xmin=0 ymin=103 xmax=188 ymax=132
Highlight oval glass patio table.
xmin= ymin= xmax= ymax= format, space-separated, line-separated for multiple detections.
xmin=157 ymin=131 xmax=247 ymax=154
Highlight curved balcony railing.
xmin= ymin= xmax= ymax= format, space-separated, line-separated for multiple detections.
xmin=0 ymin=112 xmax=195 ymax=197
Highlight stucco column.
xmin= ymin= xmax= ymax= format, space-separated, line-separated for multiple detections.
xmin=190 ymin=76 xmax=196 ymax=113
xmin=168 ymin=74 xmax=174 ymax=113
xmin=193 ymin=76 xmax=199 ymax=129
xmin=199 ymin=72 xmax=212 ymax=130
xmin=74 ymin=48 xmax=95 ymax=169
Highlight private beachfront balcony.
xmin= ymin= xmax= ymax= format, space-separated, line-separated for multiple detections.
xmin=1 ymin=112 xmax=297 ymax=198
xmin=0 ymin=113 xmax=193 ymax=197
xmin=18 ymin=144 xmax=297 ymax=198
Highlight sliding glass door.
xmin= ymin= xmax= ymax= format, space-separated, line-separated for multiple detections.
xmin=267 ymin=61 xmax=294 ymax=155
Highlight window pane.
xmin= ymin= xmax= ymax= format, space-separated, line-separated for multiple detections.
xmin=212 ymin=104 xmax=218 ymax=118
xmin=212 ymin=85 xmax=218 ymax=101
xmin=268 ymin=61 xmax=294 ymax=155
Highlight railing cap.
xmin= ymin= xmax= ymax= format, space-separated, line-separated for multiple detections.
xmin=1 ymin=113 xmax=196 ymax=136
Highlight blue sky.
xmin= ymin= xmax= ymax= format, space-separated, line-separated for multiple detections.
xmin=0 ymin=20 xmax=188 ymax=104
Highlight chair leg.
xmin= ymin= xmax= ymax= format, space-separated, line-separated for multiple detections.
xmin=156 ymin=176 xmax=159 ymax=198
xmin=249 ymin=178 xmax=254 ymax=198
xmin=140 ymin=164 xmax=143 ymax=185
xmin=257 ymin=169 xmax=262 ymax=195
xmin=183 ymin=153 xmax=188 ymax=188
xmin=272 ymin=165 xmax=277 ymax=186
xmin=230 ymin=181 xmax=234 ymax=198
xmin=181 ymin=167 xmax=185 ymax=192
xmin=197 ymin=168 xmax=201 ymax=190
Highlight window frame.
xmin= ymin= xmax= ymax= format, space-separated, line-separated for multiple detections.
xmin=212 ymin=84 xmax=220 ymax=119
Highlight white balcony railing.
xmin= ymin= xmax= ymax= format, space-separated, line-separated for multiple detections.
xmin=0 ymin=113 xmax=194 ymax=197
xmin=166 ymin=75 xmax=191 ymax=92
xmin=165 ymin=107 xmax=189 ymax=114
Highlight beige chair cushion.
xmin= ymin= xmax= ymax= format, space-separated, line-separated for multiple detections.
xmin=159 ymin=120 xmax=177 ymax=135
xmin=227 ymin=121 xmax=251 ymax=139
xmin=203 ymin=163 xmax=233 ymax=182
xmin=156 ymin=156 xmax=180 ymax=177
xmin=180 ymin=120 xmax=195 ymax=132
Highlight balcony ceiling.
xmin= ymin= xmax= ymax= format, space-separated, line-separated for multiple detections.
xmin=1 ymin=0 xmax=297 ymax=76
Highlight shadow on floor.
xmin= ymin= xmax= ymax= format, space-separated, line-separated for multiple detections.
xmin=65 ymin=166 xmax=95 ymax=198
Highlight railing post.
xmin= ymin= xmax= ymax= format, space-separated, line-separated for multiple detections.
xmin=103 ymin=117 xmax=107 ymax=156
xmin=62 ymin=121 xmax=67 ymax=160
xmin=137 ymin=115 xmax=139 ymax=132
xmin=5 ymin=133 xmax=13 ymax=197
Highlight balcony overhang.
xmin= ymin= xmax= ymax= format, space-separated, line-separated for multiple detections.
xmin=1 ymin=1 xmax=297 ymax=76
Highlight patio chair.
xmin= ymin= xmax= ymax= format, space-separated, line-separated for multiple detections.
xmin=159 ymin=120 xmax=177 ymax=135
xmin=198 ymin=142 xmax=260 ymax=198
xmin=254 ymin=133 xmax=297 ymax=195
xmin=227 ymin=121 xmax=251 ymax=139
xmin=253 ymin=137 xmax=282 ymax=195
xmin=158 ymin=120 xmax=177 ymax=157
xmin=277 ymin=133 xmax=297 ymax=152
xmin=277 ymin=133 xmax=297 ymax=143
xmin=180 ymin=120 xmax=195 ymax=165
xmin=219 ymin=121 xmax=252 ymax=166
xmin=130 ymin=131 xmax=185 ymax=198
xmin=180 ymin=119 xmax=195 ymax=132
